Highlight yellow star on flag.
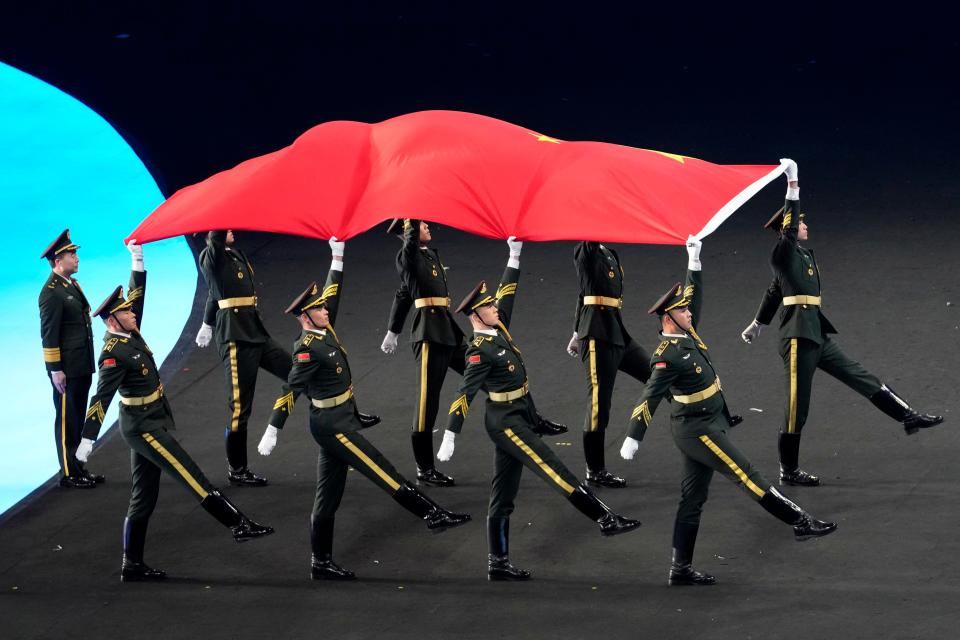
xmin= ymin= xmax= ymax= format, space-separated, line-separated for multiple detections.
xmin=640 ymin=148 xmax=687 ymax=164
xmin=529 ymin=132 xmax=562 ymax=144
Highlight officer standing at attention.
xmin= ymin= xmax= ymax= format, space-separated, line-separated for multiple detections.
xmin=77 ymin=241 xmax=274 ymax=583
xmin=39 ymin=229 xmax=103 ymax=488
xmin=741 ymin=160 xmax=943 ymax=486
xmin=195 ymin=230 xmax=292 ymax=486
xmin=257 ymin=238 xmax=470 ymax=581
xmin=437 ymin=238 xmax=640 ymax=582
xmin=567 ymin=239 xmax=651 ymax=488
xmin=621 ymin=236 xmax=837 ymax=586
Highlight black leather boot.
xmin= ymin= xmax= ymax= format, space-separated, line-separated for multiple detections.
xmin=393 ymin=482 xmax=471 ymax=532
xmin=121 ymin=517 xmax=166 ymax=582
xmin=668 ymin=521 xmax=715 ymax=586
xmin=583 ymin=432 xmax=626 ymax=488
xmin=59 ymin=474 xmax=95 ymax=489
xmin=759 ymin=487 xmax=837 ymax=541
xmin=532 ymin=412 xmax=568 ymax=436
xmin=778 ymin=433 xmax=820 ymax=486
xmin=77 ymin=462 xmax=106 ymax=484
xmin=310 ymin=516 xmax=355 ymax=580
xmin=355 ymin=410 xmax=381 ymax=429
xmin=411 ymin=432 xmax=455 ymax=486
xmin=227 ymin=466 xmax=269 ymax=487
xmin=871 ymin=384 xmax=944 ymax=435
xmin=567 ymin=483 xmax=640 ymax=536
xmin=487 ymin=517 xmax=531 ymax=581
xmin=201 ymin=490 xmax=275 ymax=542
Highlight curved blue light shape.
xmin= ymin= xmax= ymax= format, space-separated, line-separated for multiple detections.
xmin=0 ymin=62 xmax=195 ymax=514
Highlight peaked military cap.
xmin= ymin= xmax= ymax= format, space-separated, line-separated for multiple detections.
xmin=92 ymin=286 xmax=134 ymax=319
xmin=648 ymin=281 xmax=692 ymax=315
xmin=41 ymin=229 xmax=80 ymax=260
xmin=285 ymin=281 xmax=333 ymax=315
xmin=763 ymin=206 xmax=805 ymax=232
xmin=455 ymin=280 xmax=496 ymax=314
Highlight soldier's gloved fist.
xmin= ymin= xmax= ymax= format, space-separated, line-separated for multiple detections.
xmin=329 ymin=236 xmax=345 ymax=258
xmin=780 ymin=158 xmax=799 ymax=182
xmin=127 ymin=238 xmax=145 ymax=271
xmin=257 ymin=425 xmax=279 ymax=456
xmin=436 ymin=431 xmax=456 ymax=462
xmin=686 ymin=235 xmax=702 ymax=271
xmin=76 ymin=438 xmax=94 ymax=463
xmin=195 ymin=323 xmax=214 ymax=348
xmin=740 ymin=320 xmax=763 ymax=344
xmin=566 ymin=332 xmax=580 ymax=357
xmin=620 ymin=437 xmax=640 ymax=460
xmin=381 ymin=330 xmax=399 ymax=354
xmin=507 ymin=235 xmax=523 ymax=257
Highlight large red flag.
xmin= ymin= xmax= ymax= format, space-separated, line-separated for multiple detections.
xmin=127 ymin=111 xmax=786 ymax=245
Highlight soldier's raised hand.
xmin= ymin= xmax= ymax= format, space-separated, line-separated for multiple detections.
xmin=127 ymin=238 xmax=144 ymax=271
xmin=437 ymin=430 xmax=456 ymax=462
xmin=507 ymin=236 xmax=523 ymax=257
xmin=381 ymin=330 xmax=399 ymax=354
xmin=741 ymin=319 xmax=763 ymax=344
xmin=780 ymin=158 xmax=799 ymax=183
xmin=685 ymin=235 xmax=702 ymax=271
xmin=566 ymin=331 xmax=580 ymax=357
xmin=620 ymin=437 xmax=640 ymax=460
xmin=329 ymin=236 xmax=345 ymax=258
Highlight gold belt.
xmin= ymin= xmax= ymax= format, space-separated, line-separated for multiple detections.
xmin=414 ymin=297 xmax=450 ymax=308
xmin=782 ymin=295 xmax=821 ymax=306
xmin=120 ymin=385 xmax=164 ymax=406
xmin=311 ymin=387 xmax=354 ymax=409
xmin=218 ymin=296 xmax=257 ymax=309
xmin=489 ymin=381 xmax=529 ymax=402
xmin=583 ymin=295 xmax=623 ymax=308
xmin=673 ymin=379 xmax=721 ymax=404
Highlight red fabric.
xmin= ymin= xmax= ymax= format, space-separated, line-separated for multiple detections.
xmin=469 ymin=354 xmax=482 ymax=363
xmin=128 ymin=111 xmax=783 ymax=245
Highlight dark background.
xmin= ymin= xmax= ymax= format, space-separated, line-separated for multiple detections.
xmin=1 ymin=3 xmax=958 ymax=639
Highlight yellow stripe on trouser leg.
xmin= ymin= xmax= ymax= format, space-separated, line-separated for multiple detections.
xmin=229 ymin=342 xmax=241 ymax=432
xmin=61 ymin=393 xmax=69 ymax=475
xmin=504 ymin=428 xmax=575 ymax=494
xmin=698 ymin=435 xmax=766 ymax=498
xmin=335 ymin=433 xmax=401 ymax=491
xmin=588 ymin=339 xmax=599 ymax=431
xmin=788 ymin=338 xmax=797 ymax=434
xmin=417 ymin=342 xmax=429 ymax=432
xmin=142 ymin=433 xmax=209 ymax=499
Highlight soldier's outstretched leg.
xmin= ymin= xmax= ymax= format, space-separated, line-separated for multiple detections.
xmin=310 ymin=516 xmax=355 ymax=581
xmin=567 ymin=483 xmax=642 ymax=536
xmin=121 ymin=517 xmax=166 ymax=582
xmin=759 ymin=487 xmax=837 ymax=540
xmin=201 ymin=490 xmax=275 ymax=542
xmin=393 ymin=482 xmax=472 ymax=532
xmin=870 ymin=384 xmax=944 ymax=434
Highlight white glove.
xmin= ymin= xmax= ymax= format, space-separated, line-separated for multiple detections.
xmin=436 ymin=431 xmax=456 ymax=462
xmin=51 ymin=371 xmax=67 ymax=394
xmin=507 ymin=235 xmax=523 ymax=257
xmin=258 ymin=425 xmax=279 ymax=456
xmin=195 ymin=323 xmax=213 ymax=348
xmin=620 ymin=437 xmax=640 ymax=460
xmin=685 ymin=235 xmax=702 ymax=271
xmin=329 ymin=236 xmax=345 ymax=258
xmin=127 ymin=238 xmax=144 ymax=271
xmin=76 ymin=438 xmax=94 ymax=463
xmin=781 ymin=158 xmax=799 ymax=182
xmin=741 ymin=320 xmax=763 ymax=344
xmin=381 ymin=330 xmax=399 ymax=354
xmin=566 ymin=332 xmax=580 ymax=357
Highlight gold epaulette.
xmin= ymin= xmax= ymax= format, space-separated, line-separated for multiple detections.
xmin=303 ymin=334 xmax=316 ymax=346
xmin=653 ymin=340 xmax=669 ymax=357
xmin=104 ymin=338 xmax=119 ymax=352
xmin=472 ymin=336 xmax=486 ymax=347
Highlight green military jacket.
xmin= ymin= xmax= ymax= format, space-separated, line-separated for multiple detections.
xmin=200 ymin=231 xmax=270 ymax=344
xmin=754 ymin=198 xmax=837 ymax=345
xmin=446 ymin=265 xmax=537 ymax=434
xmin=573 ymin=241 xmax=630 ymax=346
xmin=39 ymin=271 xmax=95 ymax=376
xmin=81 ymin=271 xmax=172 ymax=440
xmin=386 ymin=219 xmax=465 ymax=346
xmin=626 ymin=269 xmax=732 ymax=442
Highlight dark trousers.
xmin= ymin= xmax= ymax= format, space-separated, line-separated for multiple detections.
xmin=411 ymin=341 xmax=466 ymax=433
xmin=487 ymin=423 xmax=580 ymax=518
xmin=123 ymin=427 xmax=216 ymax=521
xmin=579 ymin=337 xmax=651 ymax=433
xmin=780 ymin=335 xmax=883 ymax=435
xmin=49 ymin=373 xmax=92 ymax=478
xmin=312 ymin=431 xmax=406 ymax=518
xmin=217 ymin=338 xmax=291 ymax=469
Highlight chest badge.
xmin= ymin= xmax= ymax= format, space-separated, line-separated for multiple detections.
xmin=508 ymin=363 xmax=515 ymax=372
xmin=807 ymin=267 xmax=814 ymax=276
xmin=336 ymin=366 xmax=343 ymax=374
xmin=695 ymin=365 xmax=702 ymax=374
xmin=142 ymin=367 xmax=149 ymax=376
xmin=608 ymin=270 xmax=615 ymax=278
xmin=432 ymin=269 xmax=438 ymax=277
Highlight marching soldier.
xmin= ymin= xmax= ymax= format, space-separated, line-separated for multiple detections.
xmin=195 ymin=230 xmax=292 ymax=486
xmin=567 ymin=239 xmax=651 ymax=487
xmin=77 ymin=241 xmax=274 ymax=582
xmin=741 ymin=161 xmax=943 ymax=486
xmin=257 ymin=238 xmax=471 ymax=581
xmin=621 ymin=236 xmax=837 ymax=586
xmin=38 ymin=229 xmax=103 ymax=488
xmin=381 ymin=220 xmax=565 ymax=487
xmin=437 ymin=238 xmax=640 ymax=581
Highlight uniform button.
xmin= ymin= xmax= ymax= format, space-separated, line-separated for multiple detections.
xmin=233 ymin=308 xmax=239 ymax=314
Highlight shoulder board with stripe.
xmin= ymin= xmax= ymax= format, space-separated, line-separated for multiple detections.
xmin=303 ymin=334 xmax=316 ymax=346
xmin=103 ymin=338 xmax=119 ymax=352
xmin=472 ymin=336 xmax=485 ymax=347
xmin=653 ymin=340 xmax=670 ymax=357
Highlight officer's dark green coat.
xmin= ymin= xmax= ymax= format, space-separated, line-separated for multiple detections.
xmin=39 ymin=272 xmax=95 ymax=376
xmin=200 ymin=231 xmax=269 ymax=344
xmin=573 ymin=241 xmax=629 ymax=345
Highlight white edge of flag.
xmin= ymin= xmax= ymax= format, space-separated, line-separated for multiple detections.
xmin=693 ymin=159 xmax=789 ymax=240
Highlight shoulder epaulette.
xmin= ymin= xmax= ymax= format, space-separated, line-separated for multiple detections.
xmin=104 ymin=337 xmax=119 ymax=352
xmin=303 ymin=333 xmax=316 ymax=346
xmin=653 ymin=340 xmax=670 ymax=357
xmin=472 ymin=336 xmax=485 ymax=347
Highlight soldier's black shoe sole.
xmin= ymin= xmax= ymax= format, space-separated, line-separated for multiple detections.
xmin=488 ymin=570 xmax=532 ymax=581
xmin=59 ymin=476 xmax=96 ymax=489
xmin=416 ymin=469 xmax=455 ymax=487
xmin=311 ymin=568 xmax=357 ymax=581
xmin=668 ymin=573 xmax=717 ymax=586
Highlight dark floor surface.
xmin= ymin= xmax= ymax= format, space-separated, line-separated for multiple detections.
xmin=2 ymin=181 xmax=958 ymax=639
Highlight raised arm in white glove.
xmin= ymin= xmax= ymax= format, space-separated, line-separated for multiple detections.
xmin=329 ymin=236 xmax=344 ymax=270
xmin=436 ymin=430 xmax=456 ymax=462
xmin=741 ymin=320 xmax=763 ymax=344
xmin=620 ymin=437 xmax=640 ymax=460
xmin=76 ymin=438 xmax=95 ymax=463
xmin=685 ymin=235 xmax=702 ymax=271
xmin=566 ymin=332 xmax=580 ymax=357
xmin=781 ymin=157 xmax=799 ymax=182
xmin=507 ymin=235 xmax=522 ymax=269
xmin=127 ymin=238 xmax=144 ymax=272
xmin=381 ymin=330 xmax=399 ymax=354
xmin=195 ymin=323 xmax=213 ymax=348
xmin=258 ymin=425 xmax=279 ymax=456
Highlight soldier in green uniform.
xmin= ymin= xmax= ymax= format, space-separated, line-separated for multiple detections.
xmin=38 ymin=229 xmax=103 ymax=488
xmin=437 ymin=238 xmax=640 ymax=581
xmin=741 ymin=161 xmax=943 ymax=486
xmin=257 ymin=238 xmax=471 ymax=581
xmin=195 ymin=230 xmax=292 ymax=486
xmin=620 ymin=236 xmax=837 ymax=586
xmin=381 ymin=220 xmax=565 ymax=487
xmin=567 ymin=240 xmax=651 ymax=488
xmin=77 ymin=241 xmax=274 ymax=582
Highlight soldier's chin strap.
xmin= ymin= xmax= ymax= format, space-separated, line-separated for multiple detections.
xmin=472 ymin=310 xmax=498 ymax=330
